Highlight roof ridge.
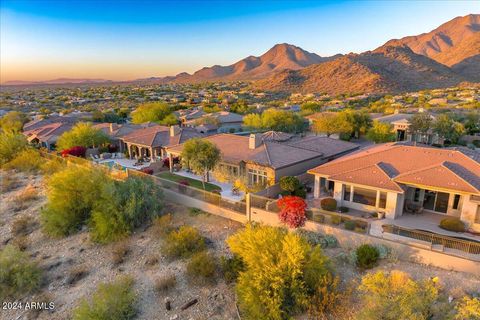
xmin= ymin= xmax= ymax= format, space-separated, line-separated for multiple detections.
xmin=263 ymin=143 xmax=272 ymax=166
xmin=394 ymin=161 xmax=447 ymax=179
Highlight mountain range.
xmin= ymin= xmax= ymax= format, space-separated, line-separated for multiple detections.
xmin=4 ymin=14 xmax=479 ymax=94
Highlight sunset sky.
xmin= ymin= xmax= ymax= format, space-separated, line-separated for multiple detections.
xmin=0 ymin=0 xmax=477 ymax=83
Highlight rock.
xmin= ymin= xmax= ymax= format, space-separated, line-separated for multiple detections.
xmin=169 ymin=315 xmax=178 ymax=320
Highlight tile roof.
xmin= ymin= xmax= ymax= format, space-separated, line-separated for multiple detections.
xmin=167 ymin=133 xmax=359 ymax=170
xmin=308 ymin=143 xmax=480 ymax=194
xmin=120 ymin=124 xmax=203 ymax=148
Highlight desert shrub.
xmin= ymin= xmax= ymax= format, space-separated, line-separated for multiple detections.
xmin=279 ymin=176 xmax=306 ymax=198
xmin=13 ymin=185 xmax=38 ymax=211
xmin=357 ymin=271 xmax=438 ymax=320
xmin=12 ymin=215 xmax=32 ymax=236
xmin=324 ymin=235 xmax=338 ymax=248
xmin=90 ymin=176 xmax=163 ymax=243
xmin=344 ymin=220 xmax=356 ymax=231
xmin=227 ymin=224 xmax=332 ymax=320
xmin=320 ymin=198 xmax=337 ymax=211
xmin=277 ymin=196 xmax=307 ymax=228
xmin=73 ymin=275 xmax=136 ymax=320
xmin=162 ymin=226 xmax=205 ymax=259
xmin=356 ymin=244 xmax=380 ymax=269
xmin=439 ymin=217 xmax=466 ymax=232
xmin=330 ymin=215 xmax=341 ymax=225
xmin=454 ymin=296 xmax=480 ymax=320
xmin=112 ymin=241 xmax=129 ymax=265
xmin=40 ymin=157 xmax=66 ymax=175
xmin=220 ymin=255 xmax=245 ymax=283
xmin=41 ymin=166 xmax=107 ymax=237
xmin=67 ymin=265 xmax=89 ymax=286
xmin=154 ymin=274 xmax=176 ymax=293
xmin=186 ymin=251 xmax=216 ymax=284
xmin=0 ymin=245 xmax=41 ymax=300
xmin=151 ymin=214 xmax=173 ymax=237
xmin=296 ymin=229 xmax=325 ymax=247
xmin=307 ymin=273 xmax=351 ymax=320
xmin=374 ymin=244 xmax=391 ymax=259
xmin=4 ymin=149 xmax=43 ymax=172
xmin=0 ymin=133 xmax=27 ymax=166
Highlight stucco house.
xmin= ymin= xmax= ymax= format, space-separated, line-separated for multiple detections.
xmin=166 ymin=132 xmax=359 ymax=186
xmin=118 ymin=124 xmax=203 ymax=162
xmin=22 ymin=116 xmax=79 ymax=150
xmin=308 ymin=143 xmax=480 ymax=231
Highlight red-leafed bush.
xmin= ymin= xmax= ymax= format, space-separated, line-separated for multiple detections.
xmin=277 ymin=196 xmax=307 ymax=228
xmin=61 ymin=146 xmax=87 ymax=158
xmin=140 ymin=168 xmax=154 ymax=175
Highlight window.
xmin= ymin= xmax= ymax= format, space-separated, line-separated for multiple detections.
xmin=343 ymin=185 xmax=352 ymax=201
xmin=452 ymin=194 xmax=461 ymax=210
xmin=248 ymin=168 xmax=267 ymax=186
xmin=379 ymin=192 xmax=387 ymax=209
xmin=476 ymin=205 xmax=480 ymax=224
xmin=414 ymin=188 xmax=421 ymax=202
xmin=352 ymin=187 xmax=377 ymax=206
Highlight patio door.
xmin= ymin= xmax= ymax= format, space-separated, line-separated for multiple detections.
xmin=422 ymin=190 xmax=449 ymax=214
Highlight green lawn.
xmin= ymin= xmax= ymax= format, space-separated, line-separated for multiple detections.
xmin=156 ymin=171 xmax=222 ymax=192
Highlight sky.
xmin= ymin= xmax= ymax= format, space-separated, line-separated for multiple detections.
xmin=0 ymin=0 xmax=478 ymax=83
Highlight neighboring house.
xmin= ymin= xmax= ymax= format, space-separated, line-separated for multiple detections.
xmin=93 ymin=122 xmax=157 ymax=150
xmin=119 ymin=124 xmax=203 ymax=162
xmin=22 ymin=116 xmax=79 ymax=150
xmin=166 ymin=131 xmax=359 ymax=186
xmin=182 ymin=111 xmax=244 ymax=133
xmin=308 ymin=143 xmax=480 ymax=231
xmin=375 ymin=113 xmax=443 ymax=145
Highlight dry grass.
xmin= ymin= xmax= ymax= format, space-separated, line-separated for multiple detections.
xmin=145 ymin=254 xmax=159 ymax=266
xmin=111 ymin=241 xmax=129 ymax=265
xmin=28 ymin=291 xmax=54 ymax=319
xmin=12 ymin=235 xmax=29 ymax=251
xmin=13 ymin=185 xmax=38 ymax=211
xmin=151 ymin=213 xmax=174 ymax=237
xmin=12 ymin=215 xmax=32 ymax=236
xmin=154 ymin=274 xmax=176 ymax=293
xmin=0 ymin=174 xmax=19 ymax=193
xmin=66 ymin=265 xmax=89 ymax=286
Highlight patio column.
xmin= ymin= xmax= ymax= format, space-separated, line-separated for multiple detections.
xmin=169 ymin=153 xmax=174 ymax=172
xmin=150 ymin=147 xmax=154 ymax=162
xmin=314 ymin=175 xmax=321 ymax=198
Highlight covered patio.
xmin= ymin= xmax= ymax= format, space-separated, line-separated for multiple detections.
xmin=370 ymin=211 xmax=480 ymax=242
xmin=173 ymin=170 xmax=245 ymax=202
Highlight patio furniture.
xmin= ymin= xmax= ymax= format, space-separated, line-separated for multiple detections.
xmin=111 ymin=153 xmax=116 ymax=159
xmin=405 ymin=201 xmax=424 ymax=215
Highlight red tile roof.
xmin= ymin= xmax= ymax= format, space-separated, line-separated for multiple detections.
xmin=308 ymin=143 xmax=480 ymax=194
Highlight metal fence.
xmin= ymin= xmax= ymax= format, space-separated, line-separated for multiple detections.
xmin=250 ymin=194 xmax=280 ymax=212
xmin=128 ymin=170 xmax=247 ymax=215
xmin=382 ymin=224 xmax=480 ymax=256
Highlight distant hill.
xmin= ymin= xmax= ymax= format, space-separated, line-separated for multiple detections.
xmin=254 ymin=45 xmax=465 ymax=94
xmin=3 ymin=78 xmax=112 ymax=86
xmin=384 ymin=14 xmax=480 ymax=81
xmin=172 ymin=43 xmax=340 ymax=82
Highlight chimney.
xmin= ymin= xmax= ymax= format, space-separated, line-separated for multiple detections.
xmin=170 ymin=125 xmax=181 ymax=137
xmin=249 ymin=133 xmax=262 ymax=150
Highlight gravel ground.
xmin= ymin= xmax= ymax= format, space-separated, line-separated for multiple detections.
xmin=1 ymin=171 xmax=479 ymax=320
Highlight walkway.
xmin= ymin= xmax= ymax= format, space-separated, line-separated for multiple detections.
xmin=173 ymin=170 xmax=245 ymax=202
